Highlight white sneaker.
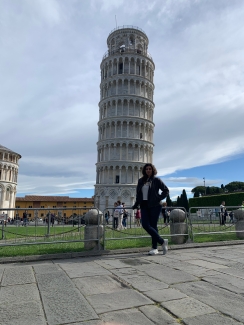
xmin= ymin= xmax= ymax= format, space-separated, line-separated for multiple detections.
xmin=162 ymin=239 xmax=168 ymax=255
xmin=148 ymin=249 xmax=159 ymax=255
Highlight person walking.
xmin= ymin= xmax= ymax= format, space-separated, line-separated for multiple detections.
xmin=132 ymin=163 xmax=169 ymax=255
xmin=122 ymin=203 xmax=128 ymax=229
xmin=112 ymin=202 xmax=118 ymax=229
xmin=220 ymin=201 xmax=226 ymax=225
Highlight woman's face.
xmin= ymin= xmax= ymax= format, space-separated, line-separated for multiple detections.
xmin=145 ymin=165 xmax=153 ymax=178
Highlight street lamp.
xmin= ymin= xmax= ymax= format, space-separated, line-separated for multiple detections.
xmin=203 ymin=177 xmax=206 ymax=195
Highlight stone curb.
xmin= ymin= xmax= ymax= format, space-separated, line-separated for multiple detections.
xmin=0 ymin=240 xmax=243 ymax=264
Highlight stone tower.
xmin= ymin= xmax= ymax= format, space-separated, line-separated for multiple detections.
xmin=94 ymin=26 xmax=155 ymax=212
xmin=0 ymin=145 xmax=21 ymax=219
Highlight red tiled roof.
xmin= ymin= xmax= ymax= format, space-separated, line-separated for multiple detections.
xmin=16 ymin=195 xmax=93 ymax=202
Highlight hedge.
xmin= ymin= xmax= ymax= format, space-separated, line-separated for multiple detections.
xmin=189 ymin=192 xmax=244 ymax=209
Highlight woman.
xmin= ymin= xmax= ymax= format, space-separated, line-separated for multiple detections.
xmin=132 ymin=163 xmax=169 ymax=255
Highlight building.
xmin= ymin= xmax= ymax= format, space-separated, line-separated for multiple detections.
xmin=15 ymin=196 xmax=94 ymax=220
xmin=94 ymin=26 xmax=155 ymax=212
xmin=0 ymin=144 xmax=21 ymax=219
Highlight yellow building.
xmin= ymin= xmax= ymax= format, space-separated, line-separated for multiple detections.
xmin=15 ymin=195 xmax=94 ymax=220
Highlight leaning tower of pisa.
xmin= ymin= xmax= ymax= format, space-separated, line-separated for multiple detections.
xmin=0 ymin=145 xmax=21 ymax=219
xmin=94 ymin=26 xmax=155 ymax=212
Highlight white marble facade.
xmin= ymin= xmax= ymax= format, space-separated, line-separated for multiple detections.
xmin=0 ymin=145 xmax=21 ymax=219
xmin=94 ymin=26 xmax=155 ymax=213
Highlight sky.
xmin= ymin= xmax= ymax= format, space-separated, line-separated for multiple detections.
xmin=1 ymin=0 xmax=244 ymax=201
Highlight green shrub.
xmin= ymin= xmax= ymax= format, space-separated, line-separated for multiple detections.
xmin=189 ymin=192 xmax=244 ymax=211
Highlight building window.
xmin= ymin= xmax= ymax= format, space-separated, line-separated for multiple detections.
xmin=64 ymin=213 xmax=66 ymax=217
xmin=119 ymin=63 xmax=123 ymax=74
xmin=53 ymin=206 xmax=56 ymax=208
xmin=6 ymin=188 xmax=10 ymax=200
xmin=41 ymin=206 xmax=45 ymax=208
xmin=41 ymin=213 xmax=44 ymax=217
xmin=140 ymin=133 xmax=143 ymax=139
xmin=115 ymin=175 xmax=120 ymax=183
xmin=28 ymin=206 xmax=32 ymax=208
xmin=16 ymin=206 xmax=20 ymax=208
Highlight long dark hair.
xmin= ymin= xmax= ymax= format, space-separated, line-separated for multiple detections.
xmin=142 ymin=163 xmax=157 ymax=180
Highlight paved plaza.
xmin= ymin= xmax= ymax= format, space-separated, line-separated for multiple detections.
xmin=0 ymin=244 xmax=244 ymax=325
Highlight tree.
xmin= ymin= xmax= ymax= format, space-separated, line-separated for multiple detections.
xmin=206 ymin=186 xmax=210 ymax=195
xmin=166 ymin=194 xmax=173 ymax=207
xmin=191 ymin=186 xmax=206 ymax=196
xmin=176 ymin=196 xmax=181 ymax=207
xmin=181 ymin=189 xmax=189 ymax=212
xmin=194 ymin=191 xmax=200 ymax=198
xmin=176 ymin=190 xmax=189 ymax=211
xmin=225 ymin=182 xmax=244 ymax=192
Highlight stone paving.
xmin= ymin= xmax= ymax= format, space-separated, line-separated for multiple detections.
xmin=1 ymin=244 xmax=244 ymax=325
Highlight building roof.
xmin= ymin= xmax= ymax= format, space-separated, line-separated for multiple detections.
xmin=0 ymin=144 xmax=21 ymax=157
xmin=16 ymin=195 xmax=94 ymax=202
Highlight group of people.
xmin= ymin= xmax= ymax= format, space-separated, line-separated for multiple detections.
xmin=112 ymin=201 xmax=128 ymax=230
xmin=104 ymin=202 xmax=128 ymax=229
xmin=220 ymin=200 xmax=244 ymax=225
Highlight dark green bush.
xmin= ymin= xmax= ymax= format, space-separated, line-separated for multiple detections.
xmin=189 ymin=192 xmax=244 ymax=212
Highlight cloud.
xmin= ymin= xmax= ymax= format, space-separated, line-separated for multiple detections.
xmin=1 ymin=0 xmax=244 ymax=199
xmin=27 ymin=0 xmax=63 ymax=25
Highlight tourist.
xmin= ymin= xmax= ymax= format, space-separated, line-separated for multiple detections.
xmin=112 ymin=202 xmax=118 ymax=229
xmin=220 ymin=201 xmax=226 ymax=225
xmin=162 ymin=202 xmax=170 ymax=225
xmin=122 ymin=203 xmax=128 ymax=229
xmin=135 ymin=208 xmax=141 ymax=227
xmin=51 ymin=214 xmax=55 ymax=227
xmin=23 ymin=211 xmax=28 ymax=226
xmin=132 ymin=163 xmax=169 ymax=255
xmin=115 ymin=200 xmax=124 ymax=230
xmin=105 ymin=212 xmax=109 ymax=225
xmin=229 ymin=211 xmax=234 ymax=223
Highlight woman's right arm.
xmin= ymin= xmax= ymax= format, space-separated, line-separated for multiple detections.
xmin=132 ymin=179 xmax=142 ymax=209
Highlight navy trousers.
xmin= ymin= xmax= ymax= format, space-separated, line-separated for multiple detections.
xmin=141 ymin=204 xmax=164 ymax=249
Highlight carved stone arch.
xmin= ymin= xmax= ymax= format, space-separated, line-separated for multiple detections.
xmin=100 ymin=189 xmax=105 ymax=198
xmin=135 ymin=57 xmax=140 ymax=65
xmin=109 ymin=188 xmax=118 ymax=200
xmin=5 ymin=185 xmax=13 ymax=200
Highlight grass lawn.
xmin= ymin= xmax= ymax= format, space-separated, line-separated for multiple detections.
xmin=0 ymin=223 xmax=243 ymax=258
